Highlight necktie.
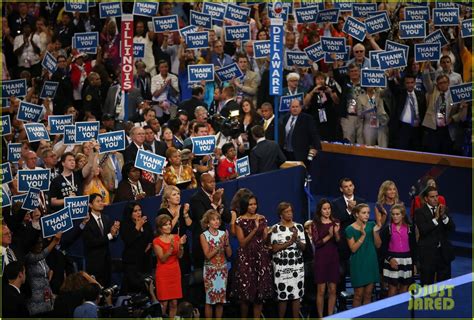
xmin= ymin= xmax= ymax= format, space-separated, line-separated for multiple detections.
xmin=431 ymin=206 xmax=437 ymax=217
xmin=6 ymin=247 xmax=16 ymax=264
xmin=263 ymin=119 xmax=269 ymax=131
xmin=408 ymin=93 xmax=417 ymax=126
xmin=286 ymin=116 xmax=296 ymax=152
xmin=97 ymin=217 xmax=104 ymax=235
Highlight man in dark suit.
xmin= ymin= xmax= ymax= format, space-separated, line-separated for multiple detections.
xmin=415 ymin=186 xmax=455 ymax=285
xmin=331 ymin=178 xmax=366 ymax=300
xmin=189 ymin=173 xmax=231 ymax=268
xmin=123 ymin=127 xmax=152 ymax=164
xmin=260 ymin=102 xmax=275 ymax=140
xmin=179 ymin=85 xmax=208 ymax=120
xmin=83 ymin=194 xmax=120 ymax=287
xmin=103 ymin=82 xmax=145 ymax=123
xmin=388 ymin=73 xmax=427 ymax=151
xmin=144 ymin=125 xmax=167 ymax=157
xmin=250 ymin=125 xmax=286 ymax=174
xmin=219 ymin=86 xmax=240 ymax=118
xmin=2 ymin=261 xmax=29 ymax=317
xmin=279 ymin=98 xmax=321 ymax=163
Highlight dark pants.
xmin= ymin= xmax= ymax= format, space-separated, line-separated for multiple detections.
xmin=283 ymin=150 xmax=296 ymax=161
xmin=419 ymin=247 xmax=451 ymax=286
xmin=398 ymin=122 xmax=422 ymax=151
xmin=423 ymin=127 xmax=453 ymax=154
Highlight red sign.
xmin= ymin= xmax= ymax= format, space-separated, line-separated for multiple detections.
xmin=121 ymin=14 xmax=134 ymax=91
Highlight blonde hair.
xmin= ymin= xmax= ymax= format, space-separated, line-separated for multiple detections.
xmin=200 ymin=209 xmax=221 ymax=230
xmin=160 ymin=185 xmax=180 ymax=208
xmin=376 ymin=180 xmax=399 ymax=205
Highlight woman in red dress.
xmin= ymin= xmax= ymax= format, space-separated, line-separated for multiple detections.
xmin=153 ymin=214 xmax=187 ymax=318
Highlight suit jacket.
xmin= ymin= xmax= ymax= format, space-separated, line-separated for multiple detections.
xmin=250 ymin=139 xmax=286 ymax=174
xmin=145 ymin=140 xmax=167 ymax=157
xmin=239 ymin=70 xmax=259 ymax=103
xmin=220 ymin=99 xmax=240 ymax=118
xmin=263 ymin=117 xmax=275 ymax=140
xmin=99 ymin=152 xmax=124 ymax=193
xmin=113 ymin=179 xmax=155 ymax=203
xmin=388 ymin=80 xmax=427 ymax=128
xmin=103 ymin=85 xmax=144 ymax=122
xmin=82 ymin=213 xmax=114 ymax=286
xmin=122 ymin=142 xmax=152 ymax=165
xmin=2 ymin=284 xmax=29 ymax=317
xmin=279 ymin=112 xmax=322 ymax=161
xmin=415 ymin=204 xmax=456 ymax=263
xmin=179 ymin=96 xmax=208 ymax=120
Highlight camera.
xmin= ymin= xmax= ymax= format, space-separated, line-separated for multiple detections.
xmin=208 ymin=113 xmax=241 ymax=139
xmin=102 ymin=285 xmax=119 ymax=297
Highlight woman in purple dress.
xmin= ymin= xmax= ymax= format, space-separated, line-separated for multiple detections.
xmin=312 ymin=199 xmax=341 ymax=317
xmin=231 ymin=194 xmax=273 ymax=318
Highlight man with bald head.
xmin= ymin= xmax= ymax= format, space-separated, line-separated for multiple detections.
xmin=189 ymin=173 xmax=231 ymax=268
xmin=123 ymin=126 xmax=151 ymax=164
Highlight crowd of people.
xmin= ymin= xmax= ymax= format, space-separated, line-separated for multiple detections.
xmin=0 ymin=0 xmax=467 ymax=319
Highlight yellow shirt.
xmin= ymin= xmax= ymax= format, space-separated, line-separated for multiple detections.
xmin=83 ymin=177 xmax=111 ymax=205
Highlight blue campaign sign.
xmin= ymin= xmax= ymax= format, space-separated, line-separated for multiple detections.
xmin=321 ymin=36 xmax=347 ymax=54
xmin=99 ymin=2 xmax=122 ymax=18
xmin=461 ymin=19 xmax=473 ymax=38
xmin=42 ymin=51 xmax=57 ymax=74
xmin=286 ymin=51 xmax=311 ymax=67
xmin=385 ymin=40 xmax=409 ymax=61
xmin=433 ymin=8 xmax=459 ymax=26
xmin=268 ymin=2 xmax=292 ymax=22
xmin=17 ymin=101 xmax=44 ymax=123
xmin=75 ymin=121 xmax=99 ymax=143
xmin=2 ymin=79 xmax=27 ymax=98
xmin=41 ymin=206 xmax=74 ymax=238
xmin=342 ymin=16 xmax=366 ymax=42
xmin=133 ymin=43 xmax=145 ymax=58
xmin=279 ymin=93 xmax=304 ymax=112
xmin=324 ymin=46 xmax=351 ymax=63
xmin=22 ymin=187 xmax=41 ymax=211
xmin=40 ymin=81 xmax=59 ymax=99
xmin=187 ymin=64 xmax=214 ymax=83
xmin=215 ymin=63 xmax=243 ymax=82
xmin=1 ymin=162 xmax=13 ymax=184
xmin=236 ymin=156 xmax=250 ymax=177
xmin=369 ymin=50 xmax=384 ymax=68
xmin=333 ymin=2 xmax=353 ymax=12
xmin=98 ymin=130 xmax=126 ymax=154
xmin=377 ymin=49 xmax=407 ymax=70
xmin=1 ymin=115 xmax=11 ymax=136
xmin=132 ymin=1 xmax=159 ymax=17
xmin=450 ymin=83 xmax=473 ymax=104
xmin=365 ymin=12 xmax=391 ymax=35
xmin=424 ymin=29 xmax=448 ymax=47
xmin=224 ymin=25 xmax=251 ymax=42
xmin=63 ymin=125 xmax=76 ymax=145
xmin=190 ymin=10 xmax=212 ymax=29
xmin=191 ymin=135 xmax=217 ymax=156
xmin=153 ymin=15 xmax=179 ymax=33
xmin=7 ymin=143 xmax=21 ymax=162
xmin=253 ymin=41 xmax=270 ymax=59
xmin=203 ymin=2 xmax=226 ymax=21
xmin=185 ymin=31 xmax=209 ymax=50
xmin=179 ymin=25 xmax=198 ymax=39
xmin=294 ymin=5 xmax=320 ymax=24
xmin=64 ymin=0 xmax=89 ymax=12
xmin=1 ymin=190 xmax=10 ymax=208
xmin=48 ymin=115 xmax=74 ymax=135
xmin=225 ymin=3 xmax=251 ymax=24
xmin=316 ymin=9 xmax=340 ymax=24
xmin=304 ymin=41 xmax=325 ymax=63
xmin=414 ymin=43 xmax=441 ymax=63
xmin=11 ymin=194 xmax=27 ymax=205
xmin=270 ymin=18 xmax=284 ymax=96
xmin=74 ymin=32 xmax=99 ymax=52
xmin=361 ymin=69 xmax=387 ymax=88
xmin=399 ymin=20 xmax=426 ymax=39
xmin=18 ymin=169 xmax=51 ymax=192
xmin=405 ymin=6 xmax=430 ymax=21
xmin=65 ymin=195 xmax=90 ymax=220
xmin=352 ymin=3 xmax=377 ymax=18
xmin=24 ymin=123 xmax=49 ymax=143
xmin=435 ymin=1 xmax=457 ymax=8
xmin=135 ymin=149 xmax=166 ymax=175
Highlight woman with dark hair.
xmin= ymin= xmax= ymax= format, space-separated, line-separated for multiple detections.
xmin=24 ymin=231 xmax=62 ymax=316
xmin=238 ymin=98 xmax=263 ymax=156
xmin=120 ymin=201 xmax=154 ymax=293
xmin=229 ymin=188 xmax=254 ymax=236
xmin=113 ymin=162 xmax=155 ymax=203
xmin=270 ymin=202 xmax=306 ymax=318
xmin=312 ymin=199 xmax=340 ymax=317
xmin=231 ymin=194 xmax=273 ymax=318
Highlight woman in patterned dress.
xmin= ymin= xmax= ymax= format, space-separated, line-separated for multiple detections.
xmin=270 ymin=202 xmax=306 ymax=318
xmin=200 ymin=209 xmax=232 ymax=319
xmin=231 ymin=194 xmax=273 ymax=318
